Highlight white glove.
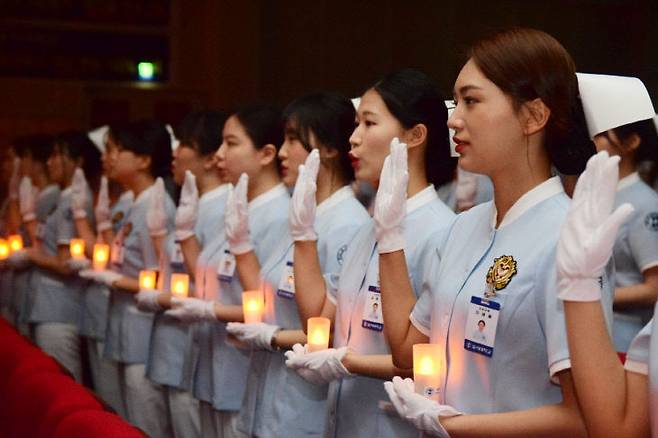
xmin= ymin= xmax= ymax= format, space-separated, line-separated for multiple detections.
xmin=146 ymin=178 xmax=168 ymax=237
xmin=224 ymin=173 xmax=252 ymax=255
xmin=557 ymin=151 xmax=634 ymax=301
xmin=6 ymin=249 xmax=30 ymax=269
xmin=290 ymin=149 xmax=320 ymax=241
xmin=70 ymin=168 xmax=90 ymax=219
xmin=19 ymin=176 xmax=37 ymax=222
xmin=175 ymin=170 xmax=199 ymax=242
xmin=226 ymin=322 xmax=280 ymax=351
xmin=8 ymin=158 xmax=20 ymax=200
xmin=284 ymin=343 xmax=351 ymax=385
xmin=383 ymin=376 xmax=461 ymax=437
xmin=78 ymin=269 xmax=123 ymax=287
xmin=135 ymin=289 xmax=163 ymax=312
xmin=455 ymin=167 xmax=478 ymax=212
xmin=66 ymin=257 xmax=91 ymax=271
xmin=373 ymin=138 xmax=408 ymax=253
xmin=95 ymin=177 xmax=112 ymax=233
xmin=164 ymin=297 xmax=216 ymax=322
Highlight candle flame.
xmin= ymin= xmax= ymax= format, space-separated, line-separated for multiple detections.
xmin=310 ymin=329 xmax=325 ymax=344
xmin=418 ymin=356 xmax=436 ymax=375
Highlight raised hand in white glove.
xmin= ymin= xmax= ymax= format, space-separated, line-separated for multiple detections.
xmin=557 ymin=151 xmax=634 ymax=301
xmin=225 ymin=173 xmax=252 ymax=255
xmin=164 ymin=297 xmax=215 ymax=322
xmin=9 ymin=158 xmax=20 ymax=200
xmin=95 ymin=177 xmax=112 ymax=233
xmin=6 ymin=249 xmax=31 ymax=269
xmin=290 ymin=149 xmax=320 ymax=241
xmin=78 ymin=269 xmax=123 ymax=287
xmin=175 ymin=170 xmax=199 ymax=242
xmin=19 ymin=176 xmax=38 ymax=222
xmin=284 ymin=343 xmax=351 ymax=385
xmin=383 ymin=376 xmax=461 ymax=437
xmin=135 ymin=289 xmax=163 ymax=312
xmin=373 ymin=138 xmax=408 ymax=254
xmin=226 ymin=322 xmax=280 ymax=351
xmin=66 ymin=257 xmax=91 ymax=271
xmin=71 ymin=168 xmax=90 ymax=219
xmin=455 ymin=167 xmax=478 ymax=213
xmin=146 ymin=178 xmax=168 ymax=237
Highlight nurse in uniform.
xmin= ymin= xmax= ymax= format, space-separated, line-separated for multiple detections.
xmin=139 ymin=110 xmax=227 ymax=438
xmin=226 ymin=93 xmax=369 ymax=438
xmin=577 ymin=73 xmax=658 ymax=353
xmin=82 ymin=120 xmax=176 ymax=437
xmin=380 ymin=28 xmax=601 ymax=437
xmin=165 ymin=105 xmax=289 ymax=437
xmin=285 ymin=69 xmax=457 ymax=438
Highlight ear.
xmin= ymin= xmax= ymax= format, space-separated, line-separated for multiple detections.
xmin=521 ymin=98 xmax=550 ymax=136
xmin=135 ymin=154 xmax=152 ymax=173
xmin=403 ymin=123 xmax=428 ymax=150
xmin=202 ymin=153 xmax=217 ymax=171
xmin=619 ymin=132 xmax=641 ymax=154
xmin=318 ymin=145 xmax=339 ymax=160
xmin=258 ymin=144 xmax=278 ymax=167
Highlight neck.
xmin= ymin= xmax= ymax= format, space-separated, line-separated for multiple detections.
xmin=406 ymin=145 xmax=429 ymax=198
xmin=618 ymin=155 xmax=637 ymax=180
xmin=491 ymin=163 xmax=551 ymax=227
xmin=128 ymin=173 xmax=155 ymax=198
xmin=197 ymin=171 xmax=224 ymax=196
xmin=247 ymin=168 xmax=281 ymax=202
xmin=31 ymin=172 xmax=50 ymax=190
xmin=316 ymin=167 xmax=348 ymax=205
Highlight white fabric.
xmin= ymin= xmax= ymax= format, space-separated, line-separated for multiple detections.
xmin=66 ymin=257 xmax=91 ymax=271
xmin=225 ymin=173 xmax=253 ymax=254
xmin=617 ymin=172 xmax=641 ymax=192
xmin=165 ymin=297 xmax=216 ymax=322
xmin=445 ymin=100 xmax=459 ymax=157
xmin=34 ymin=322 xmax=83 ymax=383
xmin=70 ymin=168 xmax=90 ymax=219
xmin=200 ymin=402 xmax=247 ymax=438
xmin=577 ymin=72 xmax=656 ymax=138
xmin=122 ymin=363 xmax=172 ymax=437
xmin=374 ymin=138 xmax=409 ymax=253
xmin=19 ymin=176 xmax=37 ymax=221
xmin=168 ymin=387 xmax=201 ymax=438
xmin=135 ymin=289 xmax=163 ymax=312
xmin=175 ymin=170 xmax=199 ymax=242
xmin=557 ymin=152 xmax=634 ymax=301
xmin=226 ymin=322 xmax=280 ymax=351
xmin=6 ymin=249 xmax=30 ymax=269
xmin=87 ymin=339 xmax=126 ymax=418
xmin=351 ymin=97 xmax=361 ymax=110
xmin=455 ymin=167 xmax=477 ymax=211
xmin=289 ymin=149 xmax=320 ymax=241
xmin=284 ymin=343 xmax=351 ymax=385
xmin=95 ymin=177 xmax=112 ymax=232
xmin=146 ymin=178 xmax=168 ymax=237
xmin=383 ymin=376 xmax=461 ymax=437
xmin=78 ymin=268 xmax=123 ymax=287
xmin=88 ymin=125 xmax=108 ymax=154
xmin=493 ymin=176 xmax=564 ymax=229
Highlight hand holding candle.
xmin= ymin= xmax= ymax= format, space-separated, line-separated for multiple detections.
xmin=8 ymin=234 xmax=23 ymax=253
xmin=0 ymin=239 xmax=9 ymax=260
xmin=413 ymin=343 xmax=441 ymax=401
xmin=69 ymin=238 xmax=86 ymax=260
xmin=92 ymin=243 xmax=110 ymax=271
xmin=242 ymin=290 xmax=264 ymax=323
xmin=307 ymin=317 xmax=330 ymax=352
xmin=139 ymin=270 xmax=157 ymax=290
xmin=170 ymin=273 xmax=189 ymax=298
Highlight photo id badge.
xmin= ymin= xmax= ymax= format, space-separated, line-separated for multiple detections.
xmin=217 ymin=249 xmax=236 ymax=283
xmin=361 ymin=285 xmax=384 ymax=332
xmin=463 ymin=296 xmax=500 ymax=357
xmin=170 ymin=241 xmax=184 ymax=270
xmin=111 ymin=237 xmax=124 ymax=266
xmin=277 ymin=261 xmax=295 ymax=299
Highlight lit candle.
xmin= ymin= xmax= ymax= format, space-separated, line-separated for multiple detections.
xmin=0 ymin=239 xmax=9 ymax=260
xmin=242 ymin=290 xmax=264 ymax=324
xmin=8 ymin=235 xmax=23 ymax=253
xmin=139 ymin=270 xmax=157 ymax=290
xmin=69 ymin=238 xmax=86 ymax=260
xmin=413 ymin=343 xmax=442 ymax=401
xmin=92 ymin=243 xmax=110 ymax=271
xmin=170 ymin=273 xmax=189 ymax=298
xmin=307 ymin=317 xmax=331 ymax=352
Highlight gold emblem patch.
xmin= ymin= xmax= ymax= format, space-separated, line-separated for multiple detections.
xmin=112 ymin=211 xmax=124 ymax=225
xmin=484 ymin=255 xmax=517 ymax=297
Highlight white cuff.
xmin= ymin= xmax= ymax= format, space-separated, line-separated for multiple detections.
xmin=549 ymin=358 xmax=571 ymax=384
xmin=409 ymin=314 xmax=431 ymax=337
xmin=73 ymin=209 xmax=87 ymax=220
xmin=377 ymin=233 xmax=405 ymax=254
xmin=175 ymin=230 xmax=195 ymax=242
xmin=22 ymin=213 xmax=36 ymax=222
xmin=96 ymin=221 xmax=112 ymax=233
xmin=557 ymin=277 xmax=601 ymax=302
xmin=230 ymin=241 xmax=254 ymax=256
xmin=624 ymin=360 xmax=649 ymax=375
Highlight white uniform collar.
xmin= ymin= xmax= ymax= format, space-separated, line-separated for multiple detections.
xmin=200 ymin=184 xmax=229 ymax=205
xmin=316 ymin=186 xmax=355 ymax=218
xmin=617 ymin=172 xmax=640 ymax=192
xmin=492 ymin=176 xmax=564 ymax=229
xmin=134 ymin=183 xmax=156 ymax=207
xmin=38 ymin=184 xmax=59 ymax=200
xmin=407 ymin=184 xmax=437 ymax=215
xmin=119 ymin=190 xmax=134 ymax=202
xmin=248 ymin=183 xmax=288 ymax=211
xmin=61 ymin=186 xmax=73 ymax=196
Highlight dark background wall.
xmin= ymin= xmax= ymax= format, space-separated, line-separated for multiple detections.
xmin=0 ymin=0 xmax=656 ymax=144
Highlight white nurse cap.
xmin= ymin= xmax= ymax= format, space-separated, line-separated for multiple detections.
xmin=445 ymin=100 xmax=458 ymax=157
xmin=351 ymin=97 xmax=361 ymax=111
xmin=577 ymin=72 xmax=656 ymax=138
xmin=88 ymin=125 xmax=109 ymax=154
xmin=165 ymin=124 xmax=180 ymax=151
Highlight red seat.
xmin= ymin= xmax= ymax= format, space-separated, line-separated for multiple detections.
xmin=54 ymin=410 xmax=144 ymax=438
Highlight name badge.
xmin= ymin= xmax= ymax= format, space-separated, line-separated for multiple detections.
xmin=361 ymin=285 xmax=384 ymax=331
xmin=170 ymin=241 xmax=185 ymax=270
xmin=277 ymin=261 xmax=295 ymax=299
xmin=111 ymin=237 xmax=124 ymax=266
xmin=217 ymin=249 xmax=236 ymax=282
xmin=464 ymin=296 xmax=500 ymax=357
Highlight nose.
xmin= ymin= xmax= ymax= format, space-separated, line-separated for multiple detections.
xmin=278 ymin=142 xmax=288 ymax=160
xmin=349 ymin=125 xmax=361 ymax=149
xmin=215 ymin=143 xmax=225 ymax=166
xmin=447 ymin=106 xmax=464 ymax=132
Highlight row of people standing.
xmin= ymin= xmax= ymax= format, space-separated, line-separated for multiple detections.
xmin=0 ymin=26 xmax=657 ymax=438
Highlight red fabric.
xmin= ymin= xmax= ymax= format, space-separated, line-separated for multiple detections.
xmin=618 ymin=352 xmax=627 ymax=364
xmin=54 ymin=410 xmax=145 ymax=438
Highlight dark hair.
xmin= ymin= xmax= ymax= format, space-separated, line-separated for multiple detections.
xmin=110 ymin=120 xmax=172 ymax=179
xmin=175 ymin=110 xmax=228 ymax=156
xmin=469 ymin=27 xmax=594 ymax=174
xmin=55 ymin=131 xmax=102 ymax=192
xmin=372 ymin=68 xmax=457 ymax=187
xmin=608 ymin=118 xmax=658 ymax=163
xmin=233 ymin=105 xmax=284 ymax=152
xmin=23 ymin=134 xmax=55 ymax=165
xmin=283 ymin=92 xmax=356 ymax=183
xmin=478 ymin=320 xmax=486 ymax=326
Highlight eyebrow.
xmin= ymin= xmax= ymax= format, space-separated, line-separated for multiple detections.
xmin=454 ymin=84 xmax=483 ymax=96
xmin=361 ymin=110 xmax=377 ymax=117
xmin=224 ymin=134 xmax=239 ymax=141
